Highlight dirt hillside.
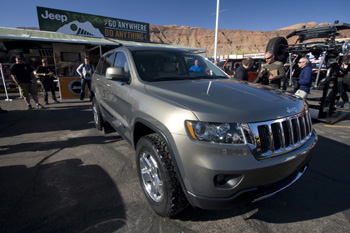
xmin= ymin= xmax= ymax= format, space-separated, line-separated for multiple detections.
xmin=149 ymin=22 xmax=350 ymax=56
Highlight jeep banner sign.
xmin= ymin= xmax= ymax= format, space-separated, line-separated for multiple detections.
xmin=37 ymin=6 xmax=150 ymax=42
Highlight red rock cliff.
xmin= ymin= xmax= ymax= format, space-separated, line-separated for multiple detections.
xmin=150 ymin=22 xmax=350 ymax=55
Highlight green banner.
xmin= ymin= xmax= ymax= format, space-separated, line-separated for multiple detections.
xmin=37 ymin=6 xmax=150 ymax=42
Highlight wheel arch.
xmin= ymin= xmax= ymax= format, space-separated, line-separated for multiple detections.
xmin=132 ymin=118 xmax=192 ymax=205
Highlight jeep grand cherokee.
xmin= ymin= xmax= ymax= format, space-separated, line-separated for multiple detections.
xmin=91 ymin=45 xmax=317 ymax=217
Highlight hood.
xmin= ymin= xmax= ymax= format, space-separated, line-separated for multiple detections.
xmin=145 ymin=79 xmax=306 ymax=123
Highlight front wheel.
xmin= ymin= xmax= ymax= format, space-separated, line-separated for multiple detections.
xmin=136 ymin=133 xmax=189 ymax=217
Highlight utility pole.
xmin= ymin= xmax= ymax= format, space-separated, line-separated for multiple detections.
xmin=214 ymin=0 xmax=220 ymax=61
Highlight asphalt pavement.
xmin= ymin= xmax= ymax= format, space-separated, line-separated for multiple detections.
xmin=0 ymin=91 xmax=350 ymax=233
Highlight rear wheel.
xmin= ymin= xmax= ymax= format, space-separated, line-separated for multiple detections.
xmin=92 ymin=97 xmax=103 ymax=130
xmin=266 ymin=37 xmax=288 ymax=63
xmin=136 ymin=133 xmax=189 ymax=217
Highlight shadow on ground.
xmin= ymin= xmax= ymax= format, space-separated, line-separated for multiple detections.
xmin=0 ymin=159 xmax=126 ymax=233
xmin=0 ymin=104 xmax=93 ymax=138
xmin=0 ymin=135 xmax=122 ymax=156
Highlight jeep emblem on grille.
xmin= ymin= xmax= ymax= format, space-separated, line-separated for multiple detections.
xmin=287 ymin=107 xmax=298 ymax=114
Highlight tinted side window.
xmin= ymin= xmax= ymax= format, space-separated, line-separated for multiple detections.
xmin=114 ymin=52 xmax=130 ymax=78
xmin=101 ymin=53 xmax=116 ymax=75
xmin=224 ymin=61 xmax=233 ymax=72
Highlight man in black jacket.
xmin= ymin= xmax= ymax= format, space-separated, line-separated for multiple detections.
xmin=234 ymin=57 xmax=254 ymax=81
xmin=36 ymin=58 xmax=59 ymax=105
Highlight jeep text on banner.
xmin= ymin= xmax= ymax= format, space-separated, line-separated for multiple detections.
xmin=36 ymin=6 xmax=150 ymax=42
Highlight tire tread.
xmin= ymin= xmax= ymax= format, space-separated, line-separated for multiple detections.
xmin=139 ymin=133 xmax=189 ymax=217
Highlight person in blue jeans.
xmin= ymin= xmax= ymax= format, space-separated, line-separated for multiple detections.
xmin=77 ymin=57 xmax=94 ymax=101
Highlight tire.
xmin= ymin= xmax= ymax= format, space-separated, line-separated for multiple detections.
xmin=266 ymin=37 xmax=288 ymax=63
xmin=136 ymin=133 xmax=189 ymax=217
xmin=92 ymin=97 xmax=103 ymax=131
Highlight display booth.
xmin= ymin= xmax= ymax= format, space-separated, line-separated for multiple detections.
xmin=52 ymin=43 xmax=88 ymax=99
xmin=0 ymin=27 xmax=206 ymax=100
xmin=58 ymin=77 xmax=88 ymax=99
xmin=0 ymin=27 xmax=117 ymax=100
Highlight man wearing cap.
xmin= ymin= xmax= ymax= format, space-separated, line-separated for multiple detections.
xmin=10 ymin=55 xmax=44 ymax=109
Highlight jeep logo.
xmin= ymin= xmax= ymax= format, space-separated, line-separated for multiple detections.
xmin=286 ymin=107 xmax=298 ymax=114
xmin=68 ymin=79 xmax=81 ymax=96
xmin=41 ymin=10 xmax=68 ymax=23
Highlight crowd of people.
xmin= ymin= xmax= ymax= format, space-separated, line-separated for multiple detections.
xmin=227 ymin=51 xmax=349 ymax=107
xmin=2 ymin=51 xmax=350 ymax=112
xmin=3 ymin=55 xmax=94 ymax=111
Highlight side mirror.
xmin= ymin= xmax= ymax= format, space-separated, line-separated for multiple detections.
xmin=106 ymin=67 xmax=129 ymax=82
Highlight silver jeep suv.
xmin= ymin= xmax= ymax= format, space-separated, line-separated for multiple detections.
xmin=91 ymin=45 xmax=317 ymax=217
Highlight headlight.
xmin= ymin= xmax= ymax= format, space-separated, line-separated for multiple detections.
xmin=186 ymin=121 xmax=246 ymax=144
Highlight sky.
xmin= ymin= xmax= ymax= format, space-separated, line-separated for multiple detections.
xmin=0 ymin=0 xmax=349 ymax=32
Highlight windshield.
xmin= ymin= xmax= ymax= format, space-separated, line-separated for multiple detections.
xmin=131 ymin=50 xmax=229 ymax=82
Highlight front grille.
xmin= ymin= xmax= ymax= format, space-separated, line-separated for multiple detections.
xmin=246 ymin=111 xmax=313 ymax=159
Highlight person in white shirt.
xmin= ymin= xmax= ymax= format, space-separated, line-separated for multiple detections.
xmin=76 ymin=57 xmax=94 ymax=101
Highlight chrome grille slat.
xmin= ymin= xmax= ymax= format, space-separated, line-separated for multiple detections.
xmin=292 ymin=117 xmax=300 ymax=147
xmin=305 ymin=113 xmax=311 ymax=135
xmin=247 ymin=111 xmax=313 ymax=159
xmin=289 ymin=118 xmax=295 ymax=146
xmin=279 ymin=122 xmax=286 ymax=150
xmin=308 ymin=112 xmax=312 ymax=134
xmin=299 ymin=115 xmax=306 ymax=143
xmin=282 ymin=120 xmax=292 ymax=150
xmin=268 ymin=124 xmax=275 ymax=153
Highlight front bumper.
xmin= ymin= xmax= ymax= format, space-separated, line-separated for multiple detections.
xmin=172 ymin=130 xmax=317 ymax=210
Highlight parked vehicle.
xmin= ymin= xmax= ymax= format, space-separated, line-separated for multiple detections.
xmin=217 ymin=59 xmax=226 ymax=70
xmin=222 ymin=58 xmax=264 ymax=82
xmin=91 ymin=45 xmax=317 ymax=217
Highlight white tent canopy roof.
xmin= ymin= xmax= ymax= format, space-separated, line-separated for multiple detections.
xmin=0 ymin=27 xmax=207 ymax=53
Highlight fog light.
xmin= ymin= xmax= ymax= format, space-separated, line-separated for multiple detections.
xmin=214 ymin=174 xmax=243 ymax=189
xmin=216 ymin=175 xmax=225 ymax=185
